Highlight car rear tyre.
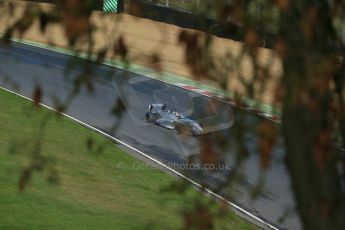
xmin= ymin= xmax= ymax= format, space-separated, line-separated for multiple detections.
xmin=174 ymin=124 xmax=182 ymax=134
xmin=145 ymin=112 xmax=154 ymax=123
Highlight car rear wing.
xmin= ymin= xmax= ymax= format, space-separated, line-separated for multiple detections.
xmin=148 ymin=103 xmax=167 ymax=112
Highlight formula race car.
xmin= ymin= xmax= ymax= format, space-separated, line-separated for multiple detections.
xmin=145 ymin=104 xmax=203 ymax=136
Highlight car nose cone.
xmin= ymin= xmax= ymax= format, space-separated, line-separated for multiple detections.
xmin=192 ymin=123 xmax=203 ymax=133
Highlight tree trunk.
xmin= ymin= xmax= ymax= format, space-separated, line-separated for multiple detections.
xmin=280 ymin=1 xmax=345 ymax=229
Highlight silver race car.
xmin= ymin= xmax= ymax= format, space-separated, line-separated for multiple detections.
xmin=145 ymin=104 xmax=203 ymax=136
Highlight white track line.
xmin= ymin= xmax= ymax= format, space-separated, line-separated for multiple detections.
xmin=0 ymin=85 xmax=279 ymax=230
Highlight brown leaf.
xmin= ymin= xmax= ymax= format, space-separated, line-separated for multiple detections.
xmin=59 ymin=0 xmax=93 ymax=44
xmin=86 ymin=137 xmax=94 ymax=150
xmin=183 ymin=205 xmax=214 ymax=230
xmin=245 ymin=29 xmax=258 ymax=47
xmin=113 ymin=36 xmax=128 ymax=60
xmin=128 ymin=1 xmax=143 ymax=17
xmin=218 ymin=199 xmax=229 ymax=215
xmin=55 ymin=103 xmax=66 ymax=115
xmin=39 ymin=12 xmax=49 ymax=33
xmin=8 ymin=1 xmax=16 ymax=16
xmin=274 ymin=0 xmax=289 ymax=11
xmin=1 ymin=28 xmax=13 ymax=45
xmin=257 ymin=121 xmax=278 ymax=169
xmin=273 ymin=83 xmax=285 ymax=105
xmin=178 ymin=31 xmax=206 ymax=78
xmin=274 ymin=38 xmax=287 ymax=59
xmin=149 ymin=53 xmax=162 ymax=72
xmin=200 ymin=136 xmax=217 ymax=166
xmin=64 ymin=16 xmax=90 ymax=45
xmin=32 ymin=85 xmax=42 ymax=107
xmin=216 ymin=5 xmax=233 ymax=22
xmin=111 ymin=98 xmax=126 ymax=116
xmin=96 ymin=48 xmax=107 ymax=64
xmin=15 ymin=8 xmax=36 ymax=38
xmin=19 ymin=168 xmax=32 ymax=192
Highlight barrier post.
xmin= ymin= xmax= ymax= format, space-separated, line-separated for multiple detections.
xmin=103 ymin=0 xmax=124 ymax=13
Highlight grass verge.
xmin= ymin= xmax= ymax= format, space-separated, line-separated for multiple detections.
xmin=0 ymin=89 xmax=258 ymax=229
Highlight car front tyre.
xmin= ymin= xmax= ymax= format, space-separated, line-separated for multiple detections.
xmin=145 ymin=112 xmax=154 ymax=123
xmin=191 ymin=130 xmax=197 ymax=136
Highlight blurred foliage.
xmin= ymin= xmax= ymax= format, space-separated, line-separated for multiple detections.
xmin=0 ymin=0 xmax=345 ymax=229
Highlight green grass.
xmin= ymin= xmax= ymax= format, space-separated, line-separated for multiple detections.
xmin=0 ymin=89 xmax=258 ymax=229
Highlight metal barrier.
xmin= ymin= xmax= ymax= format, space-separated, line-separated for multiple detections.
xmin=128 ymin=0 xmax=276 ymax=48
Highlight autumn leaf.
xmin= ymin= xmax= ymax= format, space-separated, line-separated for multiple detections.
xmin=96 ymin=48 xmax=107 ymax=64
xmin=19 ymin=168 xmax=32 ymax=192
xmin=113 ymin=36 xmax=128 ymax=60
xmin=257 ymin=121 xmax=278 ymax=169
xmin=32 ymin=85 xmax=43 ymax=107
xmin=200 ymin=136 xmax=218 ymax=167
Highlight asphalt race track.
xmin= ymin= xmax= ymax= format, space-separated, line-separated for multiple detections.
xmin=0 ymin=42 xmax=302 ymax=229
